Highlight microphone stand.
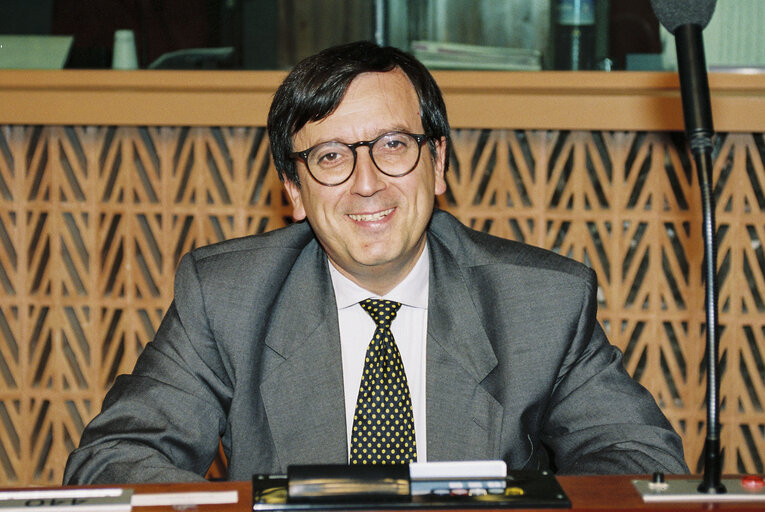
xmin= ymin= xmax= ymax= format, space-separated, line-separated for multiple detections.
xmin=674 ymin=23 xmax=726 ymax=495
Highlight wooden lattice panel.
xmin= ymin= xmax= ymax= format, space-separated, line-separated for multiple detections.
xmin=0 ymin=125 xmax=763 ymax=485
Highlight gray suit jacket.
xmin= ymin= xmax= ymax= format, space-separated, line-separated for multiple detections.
xmin=64 ymin=210 xmax=687 ymax=483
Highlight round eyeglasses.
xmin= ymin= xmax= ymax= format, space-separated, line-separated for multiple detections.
xmin=289 ymin=131 xmax=428 ymax=186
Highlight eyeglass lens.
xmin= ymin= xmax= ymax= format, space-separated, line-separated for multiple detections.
xmin=306 ymin=132 xmax=421 ymax=185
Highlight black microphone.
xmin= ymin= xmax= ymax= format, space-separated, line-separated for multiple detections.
xmin=651 ymin=0 xmax=716 ymax=152
xmin=650 ymin=0 xmax=725 ymax=496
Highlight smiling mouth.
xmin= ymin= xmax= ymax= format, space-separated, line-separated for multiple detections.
xmin=348 ymin=208 xmax=394 ymax=222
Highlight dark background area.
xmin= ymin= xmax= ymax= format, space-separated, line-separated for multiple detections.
xmin=1 ymin=0 xmax=233 ymax=68
xmin=0 ymin=0 xmax=660 ymax=70
xmin=608 ymin=0 xmax=662 ymax=69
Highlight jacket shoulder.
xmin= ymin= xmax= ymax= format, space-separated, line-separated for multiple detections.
xmin=172 ymin=221 xmax=318 ymax=292
xmin=429 ymin=209 xmax=593 ymax=282
xmin=189 ymin=221 xmax=313 ymax=262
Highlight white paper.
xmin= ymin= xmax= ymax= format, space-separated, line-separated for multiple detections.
xmin=131 ymin=490 xmax=238 ymax=507
xmin=0 ymin=489 xmax=124 ymax=501
xmin=409 ymin=460 xmax=507 ymax=480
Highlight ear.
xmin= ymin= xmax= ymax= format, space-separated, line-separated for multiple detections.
xmin=432 ymin=136 xmax=448 ymax=196
xmin=283 ymin=179 xmax=307 ymax=221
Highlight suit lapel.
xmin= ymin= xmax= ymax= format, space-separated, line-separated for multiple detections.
xmin=426 ymin=228 xmax=503 ymax=461
xmin=259 ymin=238 xmax=348 ymax=470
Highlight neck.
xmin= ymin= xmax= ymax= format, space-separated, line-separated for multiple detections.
xmin=329 ymin=243 xmax=427 ymax=296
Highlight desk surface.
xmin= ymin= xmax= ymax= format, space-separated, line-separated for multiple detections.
xmin=7 ymin=476 xmax=757 ymax=512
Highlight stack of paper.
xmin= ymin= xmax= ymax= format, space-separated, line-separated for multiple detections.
xmin=411 ymin=40 xmax=542 ymax=71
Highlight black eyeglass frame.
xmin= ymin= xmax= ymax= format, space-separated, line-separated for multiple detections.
xmin=289 ymin=132 xmax=428 ymax=187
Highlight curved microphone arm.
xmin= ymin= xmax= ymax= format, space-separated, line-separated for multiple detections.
xmin=674 ymin=23 xmax=725 ymax=494
xmin=691 ymin=138 xmax=724 ymax=495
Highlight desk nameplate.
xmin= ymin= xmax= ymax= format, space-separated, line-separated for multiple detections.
xmin=0 ymin=488 xmax=132 ymax=512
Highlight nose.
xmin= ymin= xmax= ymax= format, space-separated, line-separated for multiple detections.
xmin=349 ymin=147 xmax=386 ymax=196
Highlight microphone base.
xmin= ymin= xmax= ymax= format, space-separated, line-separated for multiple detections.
xmin=633 ymin=477 xmax=765 ymax=503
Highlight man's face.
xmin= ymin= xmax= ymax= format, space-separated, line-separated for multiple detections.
xmin=283 ymin=69 xmax=447 ymax=295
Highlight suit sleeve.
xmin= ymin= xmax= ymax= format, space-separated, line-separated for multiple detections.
xmin=541 ymin=269 xmax=689 ymax=475
xmin=63 ymin=252 xmax=233 ymax=484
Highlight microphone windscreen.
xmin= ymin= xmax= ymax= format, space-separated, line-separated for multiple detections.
xmin=650 ymin=0 xmax=717 ymax=33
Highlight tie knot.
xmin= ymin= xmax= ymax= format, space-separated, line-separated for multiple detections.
xmin=360 ymin=299 xmax=401 ymax=327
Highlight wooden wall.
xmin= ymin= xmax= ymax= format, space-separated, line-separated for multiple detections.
xmin=0 ymin=71 xmax=764 ymax=485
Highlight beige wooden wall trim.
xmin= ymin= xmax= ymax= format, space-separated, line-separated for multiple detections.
xmin=1 ymin=70 xmax=764 ymax=131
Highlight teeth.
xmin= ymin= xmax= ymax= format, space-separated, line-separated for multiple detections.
xmin=349 ymin=208 xmax=393 ymax=222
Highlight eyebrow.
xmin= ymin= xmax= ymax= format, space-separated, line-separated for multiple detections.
xmin=313 ymin=126 xmax=418 ymax=147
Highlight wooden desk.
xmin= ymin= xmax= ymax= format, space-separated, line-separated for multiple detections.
xmin=561 ymin=475 xmax=764 ymax=511
xmin=119 ymin=480 xmax=249 ymax=512
xmin=11 ymin=476 xmax=755 ymax=511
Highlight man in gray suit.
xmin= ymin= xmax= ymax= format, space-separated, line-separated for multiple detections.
xmin=64 ymin=41 xmax=688 ymax=484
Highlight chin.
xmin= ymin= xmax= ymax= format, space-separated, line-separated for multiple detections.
xmin=351 ymin=249 xmax=404 ymax=269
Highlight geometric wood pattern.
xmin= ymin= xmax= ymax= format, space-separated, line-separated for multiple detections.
xmin=1 ymin=124 xmax=763 ymax=485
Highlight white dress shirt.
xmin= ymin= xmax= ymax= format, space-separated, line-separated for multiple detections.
xmin=328 ymin=245 xmax=429 ymax=462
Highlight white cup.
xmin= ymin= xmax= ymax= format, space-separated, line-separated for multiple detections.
xmin=112 ymin=29 xmax=138 ymax=69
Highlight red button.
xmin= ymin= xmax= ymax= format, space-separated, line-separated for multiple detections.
xmin=741 ymin=475 xmax=765 ymax=490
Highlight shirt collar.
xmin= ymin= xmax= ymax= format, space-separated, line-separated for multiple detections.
xmin=329 ymin=242 xmax=430 ymax=310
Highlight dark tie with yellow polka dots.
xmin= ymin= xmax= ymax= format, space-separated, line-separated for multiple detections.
xmin=350 ymin=299 xmax=417 ymax=464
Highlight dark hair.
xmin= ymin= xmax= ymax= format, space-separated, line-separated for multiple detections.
xmin=267 ymin=40 xmax=451 ymax=185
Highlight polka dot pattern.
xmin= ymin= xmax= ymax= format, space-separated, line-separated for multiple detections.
xmin=349 ymin=299 xmax=417 ymax=465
